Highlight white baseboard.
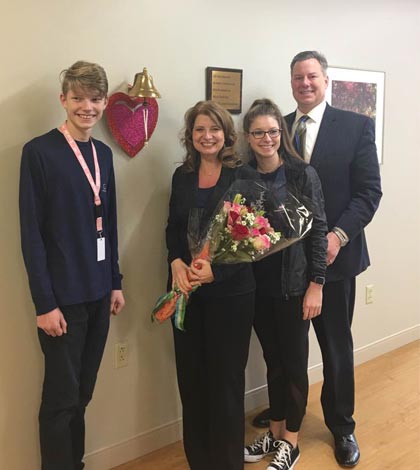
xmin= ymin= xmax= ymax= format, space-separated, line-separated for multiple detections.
xmin=244 ymin=385 xmax=269 ymax=414
xmin=85 ymin=325 xmax=419 ymax=469
xmin=306 ymin=324 xmax=420 ymax=385
xmin=85 ymin=418 xmax=183 ymax=470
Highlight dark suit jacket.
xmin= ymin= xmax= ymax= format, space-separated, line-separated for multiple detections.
xmin=165 ymin=164 xmax=256 ymax=298
xmin=285 ymin=104 xmax=382 ymax=282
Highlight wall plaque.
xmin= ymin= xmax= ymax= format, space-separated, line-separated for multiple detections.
xmin=206 ymin=67 xmax=243 ymax=114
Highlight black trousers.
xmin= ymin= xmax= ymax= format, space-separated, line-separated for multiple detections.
xmin=253 ymin=294 xmax=310 ymax=432
xmin=37 ymin=295 xmax=110 ymax=470
xmin=312 ymin=278 xmax=356 ymax=436
xmin=172 ymin=291 xmax=255 ymax=470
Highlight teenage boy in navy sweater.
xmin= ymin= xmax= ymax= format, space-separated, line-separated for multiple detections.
xmin=19 ymin=61 xmax=125 ymax=470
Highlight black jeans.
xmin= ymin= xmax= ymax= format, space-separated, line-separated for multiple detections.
xmin=253 ymin=294 xmax=310 ymax=432
xmin=173 ymin=291 xmax=255 ymax=470
xmin=37 ymin=295 xmax=110 ymax=470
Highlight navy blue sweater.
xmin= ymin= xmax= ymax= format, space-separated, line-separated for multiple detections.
xmin=19 ymin=129 xmax=122 ymax=315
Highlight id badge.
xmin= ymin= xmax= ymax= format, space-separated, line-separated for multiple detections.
xmin=97 ymin=237 xmax=105 ymax=261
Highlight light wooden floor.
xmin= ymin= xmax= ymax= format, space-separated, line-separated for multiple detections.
xmin=114 ymin=340 xmax=420 ymax=470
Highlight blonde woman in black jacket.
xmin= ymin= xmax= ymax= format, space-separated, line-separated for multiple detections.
xmin=166 ymin=100 xmax=256 ymax=470
xmin=243 ymin=99 xmax=328 ymax=470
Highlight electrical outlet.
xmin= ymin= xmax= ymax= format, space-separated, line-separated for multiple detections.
xmin=365 ymin=284 xmax=374 ymax=304
xmin=115 ymin=342 xmax=129 ymax=368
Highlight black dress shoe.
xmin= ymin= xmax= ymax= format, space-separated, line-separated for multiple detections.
xmin=251 ymin=408 xmax=270 ymax=428
xmin=334 ymin=433 xmax=360 ymax=467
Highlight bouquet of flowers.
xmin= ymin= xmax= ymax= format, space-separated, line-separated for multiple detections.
xmin=196 ymin=193 xmax=281 ymax=262
xmin=152 ymin=179 xmax=313 ymax=330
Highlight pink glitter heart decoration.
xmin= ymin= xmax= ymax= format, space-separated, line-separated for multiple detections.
xmin=105 ymin=92 xmax=159 ymax=157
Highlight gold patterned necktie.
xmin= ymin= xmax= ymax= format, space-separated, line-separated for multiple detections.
xmin=294 ymin=115 xmax=310 ymax=160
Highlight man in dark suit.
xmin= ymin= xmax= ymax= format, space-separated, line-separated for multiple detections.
xmin=252 ymin=51 xmax=382 ymax=467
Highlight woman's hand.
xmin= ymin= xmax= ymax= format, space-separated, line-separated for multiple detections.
xmin=302 ymin=282 xmax=323 ymax=320
xmin=189 ymin=258 xmax=215 ymax=285
xmin=171 ymin=258 xmax=200 ymax=295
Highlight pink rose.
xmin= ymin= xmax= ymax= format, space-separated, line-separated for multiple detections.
xmin=255 ymin=215 xmax=270 ymax=229
xmin=252 ymin=235 xmax=271 ymax=251
xmin=223 ymin=201 xmax=232 ymax=212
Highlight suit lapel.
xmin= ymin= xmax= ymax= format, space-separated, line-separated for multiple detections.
xmin=310 ymin=104 xmax=337 ymax=167
xmin=285 ymin=112 xmax=295 ymax=134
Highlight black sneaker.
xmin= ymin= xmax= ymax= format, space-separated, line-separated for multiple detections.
xmin=267 ymin=440 xmax=300 ymax=470
xmin=244 ymin=430 xmax=277 ymax=462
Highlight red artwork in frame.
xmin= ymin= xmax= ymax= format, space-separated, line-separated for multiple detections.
xmin=326 ymin=67 xmax=384 ymax=164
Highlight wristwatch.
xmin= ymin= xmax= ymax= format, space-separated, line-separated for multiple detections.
xmin=332 ymin=226 xmax=349 ymax=247
xmin=312 ymin=276 xmax=325 ymax=286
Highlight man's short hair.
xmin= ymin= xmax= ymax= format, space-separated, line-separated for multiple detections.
xmin=290 ymin=51 xmax=328 ymax=76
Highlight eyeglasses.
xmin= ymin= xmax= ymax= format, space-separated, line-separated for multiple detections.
xmin=249 ymin=129 xmax=282 ymax=139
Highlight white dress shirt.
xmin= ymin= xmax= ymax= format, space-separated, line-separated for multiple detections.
xmin=292 ymin=101 xmax=327 ymax=162
xmin=292 ymin=101 xmax=350 ymax=244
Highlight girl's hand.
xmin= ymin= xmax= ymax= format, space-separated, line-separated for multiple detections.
xmin=302 ymin=282 xmax=323 ymax=320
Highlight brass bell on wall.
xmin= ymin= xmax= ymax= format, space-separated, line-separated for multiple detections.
xmin=128 ymin=67 xmax=161 ymax=99
xmin=105 ymin=67 xmax=161 ymax=157
xmin=125 ymin=67 xmax=161 ymax=149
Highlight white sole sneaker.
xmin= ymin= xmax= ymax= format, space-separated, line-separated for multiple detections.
xmin=267 ymin=451 xmax=300 ymax=470
xmin=244 ymin=453 xmax=265 ymax=463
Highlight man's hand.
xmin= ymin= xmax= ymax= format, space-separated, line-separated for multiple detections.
xmin=110 ymin=290 xmax=125 ymax=315
xmin=326 ymin=231 xmax=341 ymax=266
xmin=37 ymin=308 xmax=67 ymax=337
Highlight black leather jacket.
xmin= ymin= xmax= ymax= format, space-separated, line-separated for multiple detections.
xmin=249 ymin=154 xmax=328 ymax=298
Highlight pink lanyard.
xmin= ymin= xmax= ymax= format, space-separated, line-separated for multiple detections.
xmin=59 ymin=123 xmax=103 ymax=233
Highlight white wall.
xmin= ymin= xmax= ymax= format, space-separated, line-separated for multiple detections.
xmin=1 ymin=0 xmax=419 ymax=468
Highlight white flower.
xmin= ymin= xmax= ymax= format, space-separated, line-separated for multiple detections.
xmin=268 ymin=231 xmax=281 ymax=243
xmin=243 ymin=212 xmax=254 ymax=224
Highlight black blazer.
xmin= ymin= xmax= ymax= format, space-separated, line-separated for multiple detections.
xmin=285 ymin=104 xmax=382 ymax=282
xmin=166 ymin=164 xmax=256 ymax=298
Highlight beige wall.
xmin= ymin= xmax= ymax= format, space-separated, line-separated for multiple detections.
xmin=1 ymin=0 xmax=419 ymax=468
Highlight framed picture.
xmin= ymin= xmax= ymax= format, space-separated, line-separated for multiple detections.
xmin=206 ymin=67 xmax=243 ymax=114
xmin=326 ymin=67 xmax=385 ymax=164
